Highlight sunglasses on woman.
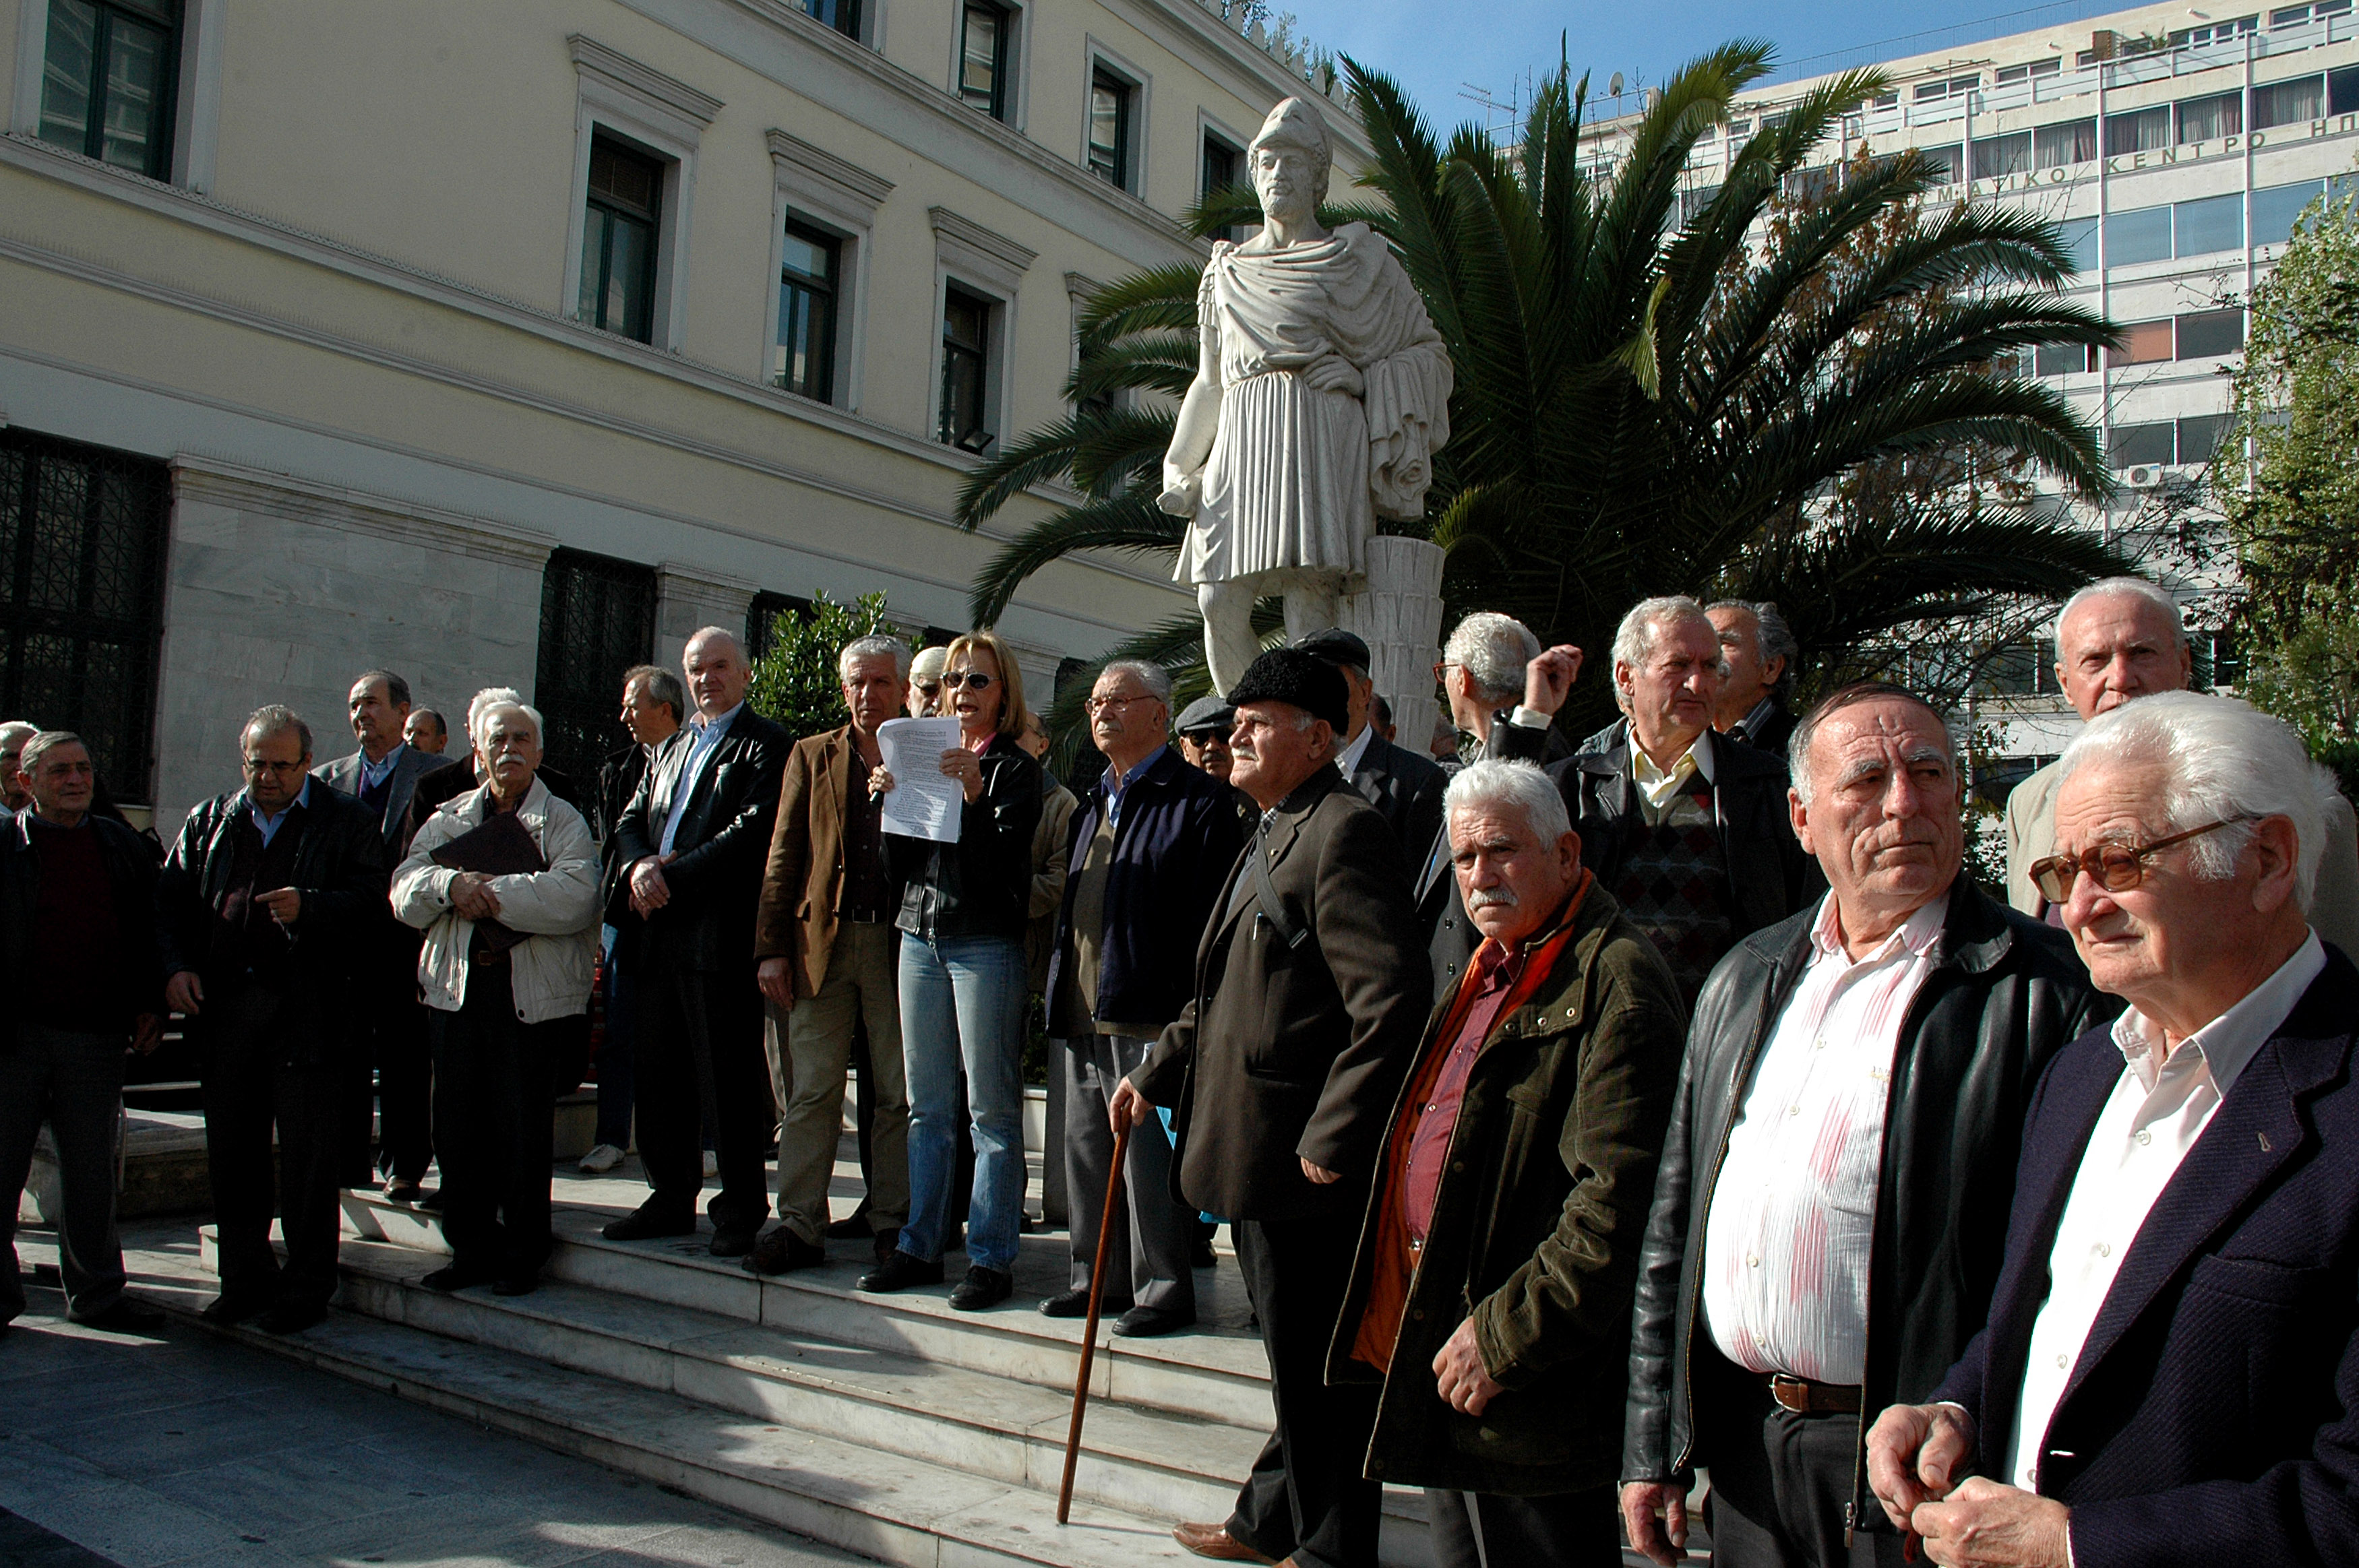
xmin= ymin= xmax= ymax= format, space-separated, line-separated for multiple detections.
xmin=943 ymin=670 xmax=997 ymax=691
xmin=2027 ymin=816 xmax=2252 ymax=905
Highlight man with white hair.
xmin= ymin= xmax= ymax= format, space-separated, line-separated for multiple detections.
xmin=0 ymin=719 xmax=38 ymax=817
xmin=1436 ymin=612 xmax=1584 ymax=767
xmin=404 ymin=685 xmax=582 ymax=844
xmin=1331 ymin=760 xmax=1684 ymax=1565
xmin=2004 ymin=575 xmax=2359 ymax=953
xmin=1708 ymin=601 xmax=1802 ymax=758
xmin=1870 ymin=693 xmax=2359 ymax=1568
xmin=748 ymin=635 xmax=915 ymax=1272
xmin=1622 ymin=683 xmax=2107 ymax=1568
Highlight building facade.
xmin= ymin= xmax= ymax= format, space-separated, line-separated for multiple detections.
xmin=0 ymin=0 xmax=1350 ymax=825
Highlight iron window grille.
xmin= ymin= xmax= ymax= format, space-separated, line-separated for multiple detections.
xmin=535 ymin=549 xmax=656 ymax=787
xmin=38 ymin=0 xmax=179 ymax=180
xmin=746 ymin=592 xmax=810 ymax=663
xmin=579 ymin=138 xmax=663 ymax=344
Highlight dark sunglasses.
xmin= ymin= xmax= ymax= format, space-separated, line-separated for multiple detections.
xmin=944 ymin=670 xmax=997 ymax=691
xmin=2028 ymin=816 xmax=2253 ymax=905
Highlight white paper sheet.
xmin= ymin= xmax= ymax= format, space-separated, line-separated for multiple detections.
xmin=876 ymin=716 xmax=967 ymax=844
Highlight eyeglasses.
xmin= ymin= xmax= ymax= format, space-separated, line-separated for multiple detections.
xmin=913 ymin=680 xmax=942 ymax=697
xmin=243 ymin=757 xmax=307 ymax=775
xmin=1431 ymin=660 xmax=1462 ymax=684
xmin=2027 ymin=817 xmax=2253 ymax=905
xmin=1085 ymin=693 xmax=1159 ymax=715
xmin=944 ymin=671 xmax=996 ymax=692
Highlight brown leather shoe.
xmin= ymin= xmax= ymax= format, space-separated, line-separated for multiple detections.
xmin=1171 ymin=1522 xmax=1275 ymax=1564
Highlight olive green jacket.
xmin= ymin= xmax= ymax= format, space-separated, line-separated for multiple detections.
xmin=1326 ymin=880 xmax=1686 ymax=1496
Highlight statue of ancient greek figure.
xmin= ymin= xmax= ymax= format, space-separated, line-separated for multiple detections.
xmin=1157 ymin=97 xmax=1453 ymax=695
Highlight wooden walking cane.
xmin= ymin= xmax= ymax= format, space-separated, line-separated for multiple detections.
xmin=1056 ymin=1115 xmax=1132 ymax=1525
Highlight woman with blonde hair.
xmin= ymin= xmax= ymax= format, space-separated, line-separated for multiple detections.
xmin=860 ymin=631 xmax=1043 ymax=1310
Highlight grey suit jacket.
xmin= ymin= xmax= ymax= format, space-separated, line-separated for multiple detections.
xmin=2005 ymin=753 xmax=2359 ymax=955
xmin=315 ymin=743 xmax=440 ymax=858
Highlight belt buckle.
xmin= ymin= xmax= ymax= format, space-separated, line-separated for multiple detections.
xmin=1769 ymin=1373 xmax=1810 ymax=1414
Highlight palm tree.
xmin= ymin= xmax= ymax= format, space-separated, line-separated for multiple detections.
xmin=958 ymin=42 xmax=2128 ymax=738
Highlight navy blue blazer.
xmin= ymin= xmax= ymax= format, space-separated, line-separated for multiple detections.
xmin=1931 ymin=950 xmax=2359 ymax=1568
xmin=1043 ymin=747 xmax=1247 ymax=1038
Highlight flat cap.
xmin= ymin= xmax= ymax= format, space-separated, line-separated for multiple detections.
xmin=1174 ymin=695 xmax=1235 ymax=736
xmin=1293 ymin=627 xmax=1372 ymax=671
xmin=1227 ymin=649 xmax=1349 ymax=735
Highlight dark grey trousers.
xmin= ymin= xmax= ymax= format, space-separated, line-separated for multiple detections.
xmin=0 ymin=1024 xmax=129 ymax=1323
xmin=1699 ymin=1349 xmax=1913 ymax=1568
xmin=1426 ymin=1487 xmax=1622 ymax=1568
xmin=1061 ymin=1033 xmax=1195 ymax=1311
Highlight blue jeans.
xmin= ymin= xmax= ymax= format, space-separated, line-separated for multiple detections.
xmin=896 ymin=933 xmax=1027 ymax=1272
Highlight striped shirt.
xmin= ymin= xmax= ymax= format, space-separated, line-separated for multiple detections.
xmin=1700 ymin=891 xmax=1949 ymax=1384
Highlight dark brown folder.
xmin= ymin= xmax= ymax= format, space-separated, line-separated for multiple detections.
xmin=430 ymin=807 xmax=546 ymax=955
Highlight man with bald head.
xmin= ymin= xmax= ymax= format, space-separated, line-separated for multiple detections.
xmin=1622 ymin=684 xmax=2106 ymax=1568
xmin=2005 ymin=576 xmax=2359 ymax=953
xmin=604 ymin=628 xmax=789 ymax=1254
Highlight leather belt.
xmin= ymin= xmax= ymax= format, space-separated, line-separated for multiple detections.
xmin=1767 ymin=1373 xmax=1863 ymax=1415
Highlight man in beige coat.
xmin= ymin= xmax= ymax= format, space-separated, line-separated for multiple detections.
xmin=2005 ymin=577 xmax=2359 ymax=955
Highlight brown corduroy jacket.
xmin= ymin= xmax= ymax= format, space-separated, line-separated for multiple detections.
xmin=753 ymin=725 xmax=861 ymax=999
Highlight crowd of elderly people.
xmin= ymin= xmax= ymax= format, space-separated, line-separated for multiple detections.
xmin=3 ymin=573 xmax=2357 ymax=1568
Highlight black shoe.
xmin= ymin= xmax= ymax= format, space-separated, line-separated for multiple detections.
xmin=873 ymin=1233 xmax=900 ymax=1266
xmin=383 ymin=1177 xmax=423 ymax=1204
xmin=1113 ymin=1303 xmax=1196 ymax=1338
xmin=491 ymin=1273 xmax=539 ymax=1297
xmin=857 ymin=1249 xmax=944 ymax=1293
xmin=414 ymin=1189 xmax=445 ymax=1213
xmin=201 ymin=1293 xmax=274 ymax=1326
xmin=257 ymin=1299 xmax=328 ymax=1335
xmin=421 ymin=1263 xmax=497 ymax=1292
xmin=824 ymin=1214 xmax=874 ymax=1241
xmin=708 ymin=1226 xmax=759 ymax=1259
xmin=1039 ymin=1286 xmax=1131 ymax=1319
xmin=741 ymin=1228 xmax=825 ymax=1276
xmin=948 ymin=1266 xmax=1013 ymax=1311
xmin=77 ymin=1299 xmax=165 ymax=1333
xmin=601 ymin=1203 xmax=696 ymax=1242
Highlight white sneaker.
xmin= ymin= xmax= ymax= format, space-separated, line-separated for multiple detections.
xmin=702 ymin=1150 xmax=718 ymax=1178
xmin=578 ymin=1143 xmax=625 ymax=1174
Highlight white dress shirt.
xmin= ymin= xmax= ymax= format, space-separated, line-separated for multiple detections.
xmin=1334 ymin=721 xmax=1376 ymax=778
xmin=1702 ymin=891 xmax=1950 ymax=1383
xmin=2002 ymin=931 xmax=2327 ymax=1491
xmin=1631 ymin=731 xmax=1717 ymax=819
xmin=658 ymin=702 xmax=743 ymax=856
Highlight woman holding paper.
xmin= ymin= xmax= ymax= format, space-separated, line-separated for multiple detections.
xmin=859 ymin=631 xmax=1044 ymax=1311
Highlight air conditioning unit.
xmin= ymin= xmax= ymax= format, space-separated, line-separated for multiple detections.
xmin=2120 ymin=464 xmax=2164 ymax=489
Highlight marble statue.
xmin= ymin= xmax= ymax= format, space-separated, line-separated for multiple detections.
xmin=1158 ymin=97 xmax=1453 ymax=695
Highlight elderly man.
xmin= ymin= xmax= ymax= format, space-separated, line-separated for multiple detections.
xmin=0 ymin=732 xmax=166 ymax=1334
xmin=907 ymin=644 xmax=950 ymax=718
xmin=605 ymin=628 xmax=789 ymax=1254
xmin=1111 ymin=647 xmax=1430 ymax=1568
xmin=1295 ymin=627 xmax=1448 ymax=864
xmin=406 ymin=687 xmax=582 ymax=843
xmin=1709 ymin=601 xmax=1802 ymax=757
xmin=403 ymin=708 xmax=448 ymax=757
xmin=158 ymin=707 xmax=390 ymax=1334
xmin=2004 ymin=577 xmax=2359 ymax=953
xmin=0 ymin=720 xmax=36 ymax=817
xmin=1436 ymin=611 xmax=1583 ymax=767
xmin=748 ymin=636 xmax=915 ymax=1272
xmin=1331 ymin=760 xmax=1683 ymax=1565
xmin=317 ymin=669 xmax=443 ymax=1201
xmin=1044 ymin=660 xmax=1244 ymax=1337
xmin=1866 ymin=694 xmax=2359 ymax=1568
xmin=580 ymin=664 xmax=686 ymax=1175
xmin=1620 ymin=683 xmax=2108 ymax=1568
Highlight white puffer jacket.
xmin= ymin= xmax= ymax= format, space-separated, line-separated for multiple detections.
xmin=392 ymin=778 xmax=600 ymax=1024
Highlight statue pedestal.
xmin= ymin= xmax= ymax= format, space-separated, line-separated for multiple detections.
xmin=1341 ymin=536 xmax=1447 ymax=760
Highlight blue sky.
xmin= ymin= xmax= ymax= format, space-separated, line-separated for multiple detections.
xmin=1275 ymin=0 xmax=2147 ymax=133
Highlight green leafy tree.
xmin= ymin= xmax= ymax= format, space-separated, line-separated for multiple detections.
xmin=747 ymin=592 xmax=902 ymax=743
xmin=956 ymin=43 xmax=2126 ymax=736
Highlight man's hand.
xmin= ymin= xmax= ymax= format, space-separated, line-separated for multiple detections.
xmin=1867 ymin=1402 xmax=1978 ymax=1530
xmin=1107 ymin=1077 xmax=1153 ymax=1133
xmin=1523 ymin=645 xmax=1584 ymax=718
xmin=1431 ymin=1318 xmax=1506 ymax=1416
xmin=449 ymin=871 xmax=501 ymax=922
xmin=255 ymin=887 xmax=303 ymax=925
xmin=629 ymin=854 xmax=674 ymax=917
xmin=757 ymin=956 xmax=793 ymax=1011
xmin=1619 ymin=1481 xmax=1690 ymax=1568
xmin=164 ymin=970 xmax=204 ymax=1015
xmin=131 ymin=1013 xmax=163 ymax=1056
xmin=1302 ymin=353 xmax=1366 ymax=397
xmin=1911 ymin=1477 xmax=2071 ymax=1568
xmin=1299 ymin=1157 xmax=1341 ymax=1185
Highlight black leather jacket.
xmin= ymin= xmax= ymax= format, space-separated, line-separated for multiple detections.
xmin=892 ymin=733 xmax=1041 ymax=943
xmin=607 ymin=708 xmax=789 ymax=972
xmin=0 ymin=811 xmax=164 ymax=1046
xmin=1621 ymin=880 xmax=2110 ymax=1533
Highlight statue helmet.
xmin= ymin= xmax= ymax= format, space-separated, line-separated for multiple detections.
xmin=1249 ymin=97 xmax=1332 ymax=178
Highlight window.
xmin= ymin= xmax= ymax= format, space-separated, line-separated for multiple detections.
xmin=2255 ymin=178 xmax=2327 ymax=245
xmin=939 ymin=286 xmax=995 ymax=451
xmin=1918 ymin=144 xmax=1963 ymax=185
xmin=1994 ymin=59 xmax=2061 ymax=85
xmin=2036 ymin=341 xmax=2097 ymax=375
xmin=2056 ymin=216 xmax=2100 ymax=272
xmin=1914 ymin=74 xmax=1980 ymax=102
xmin=800 ymin=0 xmax=859 ymax=38
xmin=535 ymin=549 xmax=656 ymax=788
xmin=959 ymin=2 xmax=1010 ymax=119
xmin=2108 ymin=319 xmax=2176 ymax=367
xmin=1202 ymin=133 xmax=1242 ymax=239
xmin=2255 ymin=76 xmax=2324 ymax=127
xmin=2194 ymin=628 xmax=2242 ymax=689
xmin=775 ymin=220 xmax=841 ymax=402
xmin=2170 ymin=14 xmax=2258 ymax=45
xmin=2109 ymin=421 xmax=2178 ymax=466
xmin=37 ymin=0 xmax=179 ymax=179
xmin=2334 ymin=63 xmax=2359 ymax=113
xmin=2104 ymin=205 xmax=2174 ymax=265
xmin=1726 ymin=117 xmax=1753 ymax=137
xmin=2176 ymin=307 xmax=2246 ymax=358
xmin=1971 ymin=131 xmax=2031 ymax=179
xmin=2178 ymin=412 xmax=2235 ymax=464
xmin=1678 ymin=182 xmax=1723 ymax=227
xmin=2176 ymin=90 xmax=2242 ymax=142
xmin=2174 ymin=192 xmax=2244 ymax=255
xmin=0 ymin=429 xmax=168 ymax=802
xmin=745 ymin=592 xmax=810 ymax=662
xmin=2035 ymin=118 xmax=2097 ymax=168
xmin=2272 ymin=1 xmax=2350 ymax=22
xmin=2105 ymin=105 xmax=2170 ymax=155
xmin=578 ymin=138 xmax=662 ymax=342
xmin=1869 ymin=92 xmax=1898 ymax=110
xmin=1088 ymin=69 xmax=1134 ymax=191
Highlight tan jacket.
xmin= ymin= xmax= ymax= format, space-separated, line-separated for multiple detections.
xmin=2005 ymin=755 xmax=2359 ymax=955
xmin=754 ymin=725 xmax=859 ymax=1000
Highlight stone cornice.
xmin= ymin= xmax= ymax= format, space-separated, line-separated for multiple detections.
xmin=169 ymin=455 xmax=560 ymax=571
xmin=929 ymin=207 xmax=1039 ymax=278
xmin=765 ymin=127 xmax=894 ymax=210
xmin=568 ymin=34 xmax=725 ymax=127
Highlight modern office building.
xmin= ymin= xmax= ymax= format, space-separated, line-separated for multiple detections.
xmin=0 ymin=0 xmax=1347 ymax=826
